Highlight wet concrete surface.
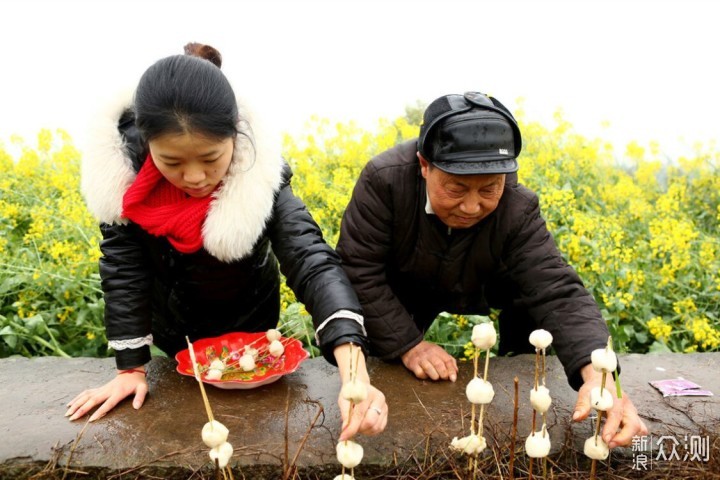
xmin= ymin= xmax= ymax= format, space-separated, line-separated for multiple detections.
xmin=0 ymin=352 xmax=718 ymax=477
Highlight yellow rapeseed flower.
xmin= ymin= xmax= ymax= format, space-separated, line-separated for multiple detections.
xmin=673 ymin=298 xmax=698 ymax=317
xmin=687 ymin=317 xmax=720 ymax=350
xmin=647 ymin=316 xmax=672 ymax=341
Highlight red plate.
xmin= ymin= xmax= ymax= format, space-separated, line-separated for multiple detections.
xmin=175 ymin=331 xmax=309 ymax=389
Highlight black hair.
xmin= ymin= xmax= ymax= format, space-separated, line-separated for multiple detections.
xmin=134 ymin=55 xmax=240 ymax=143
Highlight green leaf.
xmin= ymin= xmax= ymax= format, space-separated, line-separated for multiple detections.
xmin=22 ymin=314 xmax=45 ymax=334
xmin=0 ymin=325 xmax=18 ymax=349
xmin=648 ymin=341 xmax=672 ymax=353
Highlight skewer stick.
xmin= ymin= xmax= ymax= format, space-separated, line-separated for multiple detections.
xmin=470 ymin=346 xmax=479 ymax=435
xmin=509 ymin=376 xmax=518 ymax=480
xmin=482 ymin=347 xmax=491 ymax=381
xmin=541 ymin=347 xmax=548 ymax=480
xmin=595 ymin=371 xmax=607 ymax=442
xmin=353 ymin=344 xmax=362 ymax=382
xmin=186 ymin=336 xmax=214 ymax=423
xmin=346 ymin=343 xmax=356 ymax=425
xmin=475 ymin=347 xmax=492 ymax=436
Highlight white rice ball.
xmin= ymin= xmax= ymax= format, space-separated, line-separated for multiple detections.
xmin=525 ymin=430 xmax=551 ymax=458
xmin=465 ymin=378 xmax=495 ymax=405
xmin=590 ymin=387 xmax=614 ymax=411
xmin=239 ymin=353 xmax=256 ymax=372
xmin=530 ymin=385 xmax=552 ymax=413
xmin=201 ymin=420 xmax=229 ymax=448
xmin=529 ymin=329 xmax=553 ymax=350
xmin=590 ymin=349 xmax=617 ymax=373
xmin=341 ymin=379 xmax=368 ymax=403
xmin=450 ymin=434 xmax=487 ymax=455
xmin=336 ymin=440 xmax=364 ymax=469
xmin=584 ymin=435 xmax=610 ymax=460
xmin=266 ymin=328 xmax=282 ymax=342
xmin=208 ymin=441 xmax=233 ymax=468
xmin=269 ymin=339 xmax=285 ymax=357
xmin=471 ymin=323 xmax=497 ymax=350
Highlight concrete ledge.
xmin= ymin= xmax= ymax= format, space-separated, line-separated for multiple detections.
xmin=1 ymin=353 xmax=718 ymax=479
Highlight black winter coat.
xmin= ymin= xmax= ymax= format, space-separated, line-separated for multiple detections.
xmin=336 ymin=140 xmax=610 ymax=390
xmin=82 ymin=96 xmax=366 ymax=369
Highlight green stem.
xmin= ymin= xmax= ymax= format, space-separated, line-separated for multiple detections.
xmin=40 ymin=320 xmax=70 ymax=357
xmin=30 ymin=334 xmax=70 ymax=357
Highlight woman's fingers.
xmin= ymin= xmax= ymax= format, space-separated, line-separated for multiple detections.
xmin=66 ymin=375 xmax=147 ymax=422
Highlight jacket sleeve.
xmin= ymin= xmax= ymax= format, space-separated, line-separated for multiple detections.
xmin=500 ymin=190 xmax=611 ymax=390
xmin=267 ymin=163 xmax=368 ymax=365
xmin=99 ymin=222 xmax=154 ymax=369
xmin=336 ymin=162 xmax=424 ymax=360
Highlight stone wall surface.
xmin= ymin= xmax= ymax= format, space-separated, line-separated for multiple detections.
xmin=0 ymin=352 xmax=718 ymax=479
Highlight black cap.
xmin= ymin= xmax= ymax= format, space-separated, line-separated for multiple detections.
xmin=417 ymin=92 xmax=522 ymax=175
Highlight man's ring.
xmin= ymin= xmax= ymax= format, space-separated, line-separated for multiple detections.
xmin=370 ymin=407 xmax=382 ymax=415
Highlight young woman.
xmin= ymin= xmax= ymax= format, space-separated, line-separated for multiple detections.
xmin=66 ymin=44 xmax=386 ymax=440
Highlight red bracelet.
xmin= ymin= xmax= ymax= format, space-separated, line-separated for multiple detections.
xmin=118 ymin=368 xmax=146 ymax=375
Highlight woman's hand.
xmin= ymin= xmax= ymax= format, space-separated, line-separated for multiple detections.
xmin=338 ymin=382 xmax=387 ymax=441
xmin=65 ymin=369 xmax=148 ymax=422
xmin=334 ymin=343 xmax=388 ymax=441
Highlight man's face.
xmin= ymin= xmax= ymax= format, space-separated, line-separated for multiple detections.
xmin=419 ymin=154 xmax=505 ymax=229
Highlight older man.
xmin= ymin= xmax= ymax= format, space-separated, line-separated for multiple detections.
xmin=336 ymin=92 xmax=647 ymax=447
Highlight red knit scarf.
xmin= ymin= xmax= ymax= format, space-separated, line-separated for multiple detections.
xmin=122 ymin=155 xmax=214 ymax=253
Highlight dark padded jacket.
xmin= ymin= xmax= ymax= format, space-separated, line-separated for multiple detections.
xmin=81 ymin=95 xmax=366 ymax=369
xmin=336 ymin=140 xmax=610 ymax=390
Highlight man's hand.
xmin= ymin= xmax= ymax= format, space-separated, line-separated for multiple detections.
xmin=401 ymin=340 xmax=458 ymax=382
xmin=573 ymin=364 xmax=648 ymax=448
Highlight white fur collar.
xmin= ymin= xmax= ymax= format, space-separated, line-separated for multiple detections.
xmin=81 ymin=89 xmax=284 ymax=262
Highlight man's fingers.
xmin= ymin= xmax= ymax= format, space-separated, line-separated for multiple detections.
xmin=420 ymin=360 xmax=439 ymax=380
xmin=444 ymin=356 xmax=458 ymax=382
xmin=431 ymin=358 xmax=449 ymax=379
xmin=606 ymin=401 xmax=649 ymax=448
xmin=573 ymin=387 xmax=591 ymax=421
xmin=412 ymin=365 xmax=428 ymax=379
xmin=601 ymin=405 xmax=623 ymax=444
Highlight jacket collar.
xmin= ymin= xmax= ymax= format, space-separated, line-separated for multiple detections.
xmin=81 ymin=89 xmax=284 ymax=262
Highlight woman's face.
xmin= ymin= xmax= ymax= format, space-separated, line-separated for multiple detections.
xmin=148 ymin=132 xmax=234 ymax=198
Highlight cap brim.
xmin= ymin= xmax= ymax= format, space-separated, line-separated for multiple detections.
xmin=432 ymin=157 xmax=518 ymax=175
